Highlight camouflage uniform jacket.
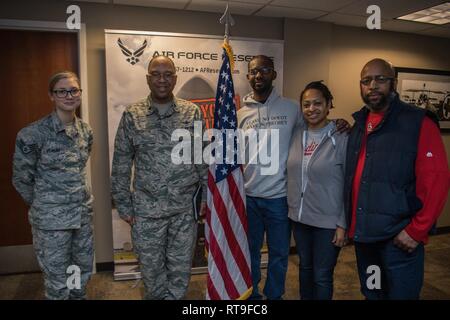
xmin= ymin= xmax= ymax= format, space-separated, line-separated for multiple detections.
xmin=111 ymin=95 xmax=208 ymax=219
xmin=12 ymin=111 xmax=93 ymax=230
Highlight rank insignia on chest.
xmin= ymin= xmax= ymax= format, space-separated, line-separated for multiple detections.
xmin=19 ymin=140 xmax=37 ymax=154
xmin=22 ymin=145 xmax=31 ymax=154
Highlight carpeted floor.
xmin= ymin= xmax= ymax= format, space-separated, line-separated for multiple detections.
xmin=1 ymin=233 xmax=449 ymax=300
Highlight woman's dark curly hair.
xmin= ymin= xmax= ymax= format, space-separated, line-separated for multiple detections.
xmin=300 ymin=80 xmax=334 ymax=109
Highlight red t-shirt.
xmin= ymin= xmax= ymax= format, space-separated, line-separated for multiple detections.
xmin=349 ymin=113 xmax=449 ymax=243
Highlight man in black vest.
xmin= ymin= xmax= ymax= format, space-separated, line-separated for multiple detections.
xmin=344 ymin=58 xmax=449 ymax=299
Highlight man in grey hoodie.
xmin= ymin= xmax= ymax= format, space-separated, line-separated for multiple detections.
xmin=237 ymin=55 xmax=302 ymax=300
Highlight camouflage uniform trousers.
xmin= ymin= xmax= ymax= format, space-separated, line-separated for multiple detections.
xmin=32 ymin=221 xmax=94 ymax=300
xmin=132 ymin=210 xmax=197 ymax=300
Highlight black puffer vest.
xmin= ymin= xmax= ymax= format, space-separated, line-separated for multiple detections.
xmin=344 ymin=95 xmax=427 ymax=243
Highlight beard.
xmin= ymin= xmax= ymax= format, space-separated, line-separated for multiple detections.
xmin=251 ymin=80 xmax=272 ymax=95
xmin=361 ymin=90 xmax=391 ymax=111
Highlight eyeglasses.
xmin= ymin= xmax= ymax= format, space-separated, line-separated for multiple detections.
xmin=360 ymin=75 xmax=394 ymax=86
xmin=249 ymin=67 xmax=273 ymax=76
xmin=53 ymin=88 xmax=82 ymax=98
xmin=148 ymin=72 xmax=176 ymax=80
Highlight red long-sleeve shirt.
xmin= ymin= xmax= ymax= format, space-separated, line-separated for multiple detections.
xmin=349 ymin=114 xmax=450 ymax=243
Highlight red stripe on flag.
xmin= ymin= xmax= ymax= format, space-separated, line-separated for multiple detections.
xmin=206 ymin=273 xmax=221 ymax=300
xmin=205 ymin=179 xmax=240 ymax=298
xmin=207 ymin=227 xmax=239 ymax=299
xmin=226 ymin=173 xmax=252 ymax=287
xmin=208 ymin=170 xmax=252 ymax=295
xmin=226 ymin=171 xmax=248 ymax=232
xmin=209 ymin=172 xmax=248 ymax=270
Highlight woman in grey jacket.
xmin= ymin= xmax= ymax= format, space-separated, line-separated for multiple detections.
xmin=287 ymin=81 xmax=348 ymax=300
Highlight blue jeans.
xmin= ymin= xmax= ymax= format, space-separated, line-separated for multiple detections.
xmin=354 ymin=240 xmax=424 ymax=300
xmin=246 ymin=196 xmax=290 ymax=300
xmin=292 ymin=222 xmax=341 ymax=300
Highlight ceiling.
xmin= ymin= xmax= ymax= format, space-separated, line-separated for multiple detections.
xmin=75 ymin=0 xmax=450 ymax=38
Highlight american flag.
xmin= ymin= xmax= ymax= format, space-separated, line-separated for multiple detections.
xmin=205 ymin=44 xmax=252 ymax=300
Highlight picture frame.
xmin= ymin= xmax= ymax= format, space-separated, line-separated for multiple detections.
xmin=396 ymin=67 xmax=450 ymax=130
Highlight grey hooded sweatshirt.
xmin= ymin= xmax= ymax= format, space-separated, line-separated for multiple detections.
xmin=287 ymin=121 xmax=348 ymax=229
xmin=238 ymin=87 xmax=302 ymax=199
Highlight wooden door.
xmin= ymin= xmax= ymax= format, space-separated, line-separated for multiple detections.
xmin=0 ymin=29 xmax=78 ymax=273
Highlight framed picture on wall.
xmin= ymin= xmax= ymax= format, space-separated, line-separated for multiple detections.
xmin=396 ymin=67 xmax=450 ymax=130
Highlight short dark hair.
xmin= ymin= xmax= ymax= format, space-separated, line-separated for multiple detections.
xmin=300 ymin=80 xmax=334 ymax=109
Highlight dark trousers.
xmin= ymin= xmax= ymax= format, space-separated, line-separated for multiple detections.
xmin=354 ymin=240 xmax=424 ymax=300
xmin=292 ymin=222 xmax=341 ymax=300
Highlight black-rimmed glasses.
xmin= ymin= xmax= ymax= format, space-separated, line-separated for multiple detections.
xmin=249 ymin=67 xmax=274 ymax=76
xmin=53 ymin=88 xmax=82 ymax=98
xmin=360 ymin=75 xmax=394 ymax=86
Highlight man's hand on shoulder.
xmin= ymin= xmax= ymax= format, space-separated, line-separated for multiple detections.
xmin=334 ymin=118 xmax=351 ymax=133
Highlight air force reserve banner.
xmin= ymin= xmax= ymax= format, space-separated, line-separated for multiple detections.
xmin=105 ymin=29 xmax=283 ymax=280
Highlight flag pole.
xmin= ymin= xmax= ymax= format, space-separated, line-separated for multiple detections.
xmin=219 ymin=3 xmax=235 ymax=69
xmin=219 ymin=3 xmax=234 ymax=45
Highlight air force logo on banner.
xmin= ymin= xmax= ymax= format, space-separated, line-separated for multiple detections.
xmin=117 ymin=38 xmax=148 ymax=65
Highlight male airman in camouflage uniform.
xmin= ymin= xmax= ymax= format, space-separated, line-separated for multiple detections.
xmin=12 ymin=71 xmax=94 ymax=300
xmin=111 ymin=56 xmax=207 ymax=300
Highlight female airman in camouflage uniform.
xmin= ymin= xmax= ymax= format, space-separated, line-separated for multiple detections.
xmin=12 ymin=71 xmax=94 ymax=300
